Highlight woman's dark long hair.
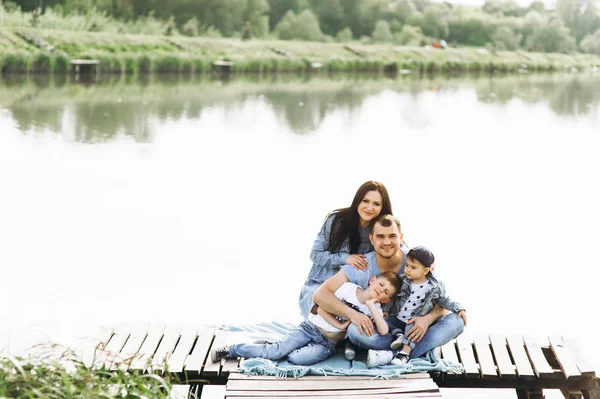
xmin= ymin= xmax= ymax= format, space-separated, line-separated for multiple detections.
xmin=325 ymin=181 xmax=393 ymax=254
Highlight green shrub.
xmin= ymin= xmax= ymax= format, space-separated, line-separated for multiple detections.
xmin=191 ymin=58 xmax=207 ymax=74
xmin=31 ymin=52 xmax=52 ymax=73
xmin=138 ymin=55 xmax=153 ymax=73
xmin=53 ymin=53 xmax=70 ymax=73
xmin=2 ymin=51 xmax=31 ymax=73
xmin=124 ymin=56 xmax=138 ymax=74
xmin=155 ymin=55 xmax=181 ymax=73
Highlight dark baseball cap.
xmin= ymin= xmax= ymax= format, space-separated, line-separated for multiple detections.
xmin=407 ymin=246 xmax=435 ymax=268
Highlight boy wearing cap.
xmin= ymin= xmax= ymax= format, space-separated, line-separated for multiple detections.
xmin=367 ymin=246 xmax=467 ymax=367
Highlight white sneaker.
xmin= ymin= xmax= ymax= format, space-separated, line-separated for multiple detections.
xmin=367 ymin=350 xmax=394 ymax=368
xmin=391 ymin=352 xmax=410 ymax=365
xmin=390 ymin=334 xmax=404 ymax=350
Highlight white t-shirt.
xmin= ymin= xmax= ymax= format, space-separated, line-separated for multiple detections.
xmin=309 ymin=282 xmax=383 ymax=333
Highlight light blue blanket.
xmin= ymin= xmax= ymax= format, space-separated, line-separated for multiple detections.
xmin=227 ymin=322 xmax=464 ymax=379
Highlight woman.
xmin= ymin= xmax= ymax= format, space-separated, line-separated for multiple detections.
xmin=298 ymin=180 xmax=393 ymax=319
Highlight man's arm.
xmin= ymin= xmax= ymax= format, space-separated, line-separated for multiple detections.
xmin=316 ymin=307 xmax=351 ymax=330
xmin=405 ymin=303 xmax=447 ymax=342
xmin=313 ymin=270 xmax=375 ymax=336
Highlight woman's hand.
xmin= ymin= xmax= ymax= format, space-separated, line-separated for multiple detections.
xmin=346 ymin=254 xmax=368 ymax=270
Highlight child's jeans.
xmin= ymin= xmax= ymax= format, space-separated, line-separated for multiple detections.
xmin=228 ymin=321 xmax=337 ymax=365
xmin=347 ymin=312 xmax=465 ymax=358
xmin=386 ymin=315 xmax=416 ymax=351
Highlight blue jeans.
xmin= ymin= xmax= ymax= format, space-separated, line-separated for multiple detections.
xmin=386 ymin=316 xmax=416 ymax=351
xmin=229 ymin=321 xmax=337 ymax=366
xmin=347 ymin=312 xmax=465 ymax=359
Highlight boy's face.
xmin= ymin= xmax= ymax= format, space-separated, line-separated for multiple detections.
xmin=367 ymin=276 xmax=396 ymax=303
xmin=404 ymin=257 xmax=430 ymax=281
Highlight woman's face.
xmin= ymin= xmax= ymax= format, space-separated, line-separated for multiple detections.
xmin=357 ymin=190 xmax=383 ymax=226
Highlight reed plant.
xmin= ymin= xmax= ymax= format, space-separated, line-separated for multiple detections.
xmin=0 ymin=344 xmax=179 ymax=399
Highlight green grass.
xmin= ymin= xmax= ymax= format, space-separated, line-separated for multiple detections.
xmin=0 ymin=345 xmax=180 ymax=399
xmin=2 ymin=27 xmax=600 ymax=76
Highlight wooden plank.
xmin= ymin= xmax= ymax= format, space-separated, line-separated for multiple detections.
xmin=221 ymin=328 xmax=239 ymax=375
xmin=225 ymin=385 xmax=440 ymax=396
xmin=225 ymin=378 xmax=438 ymax=391
xmin=227 ymin=372 xmax=431 ymax=380
xmin=129 ymin=323 xmax=166 ymax=372
xmin=150 ymin=324 xmax=182 ymax=373
xmin=561 ymin=388 xmax=583 ymax=399
xmin=99 ymin=324 xmax=131 ymax=369
xmin=184 ymin=326 xmax=215 ymax=373
xmin=81 ymin=324 xmax=114 ymax=369
xmin=440 ymin=339 xmax=460 ymax=365
xmin=472 ymin=334 xmax=498 ymax=379
xmin=114 ymin=323 xmax=150 ymax=371
xmin=169 ymin=385 xmax=190 ymax=399
xmin=167 ymin=324 xmax=199 ymax=373
xmin=561 ymin=336 xmax=597 ymax=378
xmin=201 ymin=384 xmax=226 ymax=399
xmin=225 ymin=394 xmax=442 ymax=399
xmin=222 ymin=357 xmax=240 ymax=375
xmin=506 ymin=335 xmax=535 ymax=380
xmin=203 ymin=327 xmax=228 ymax=377
xmin=549 ymin=336 xmax=582 ymax=380
xmin=489 ymin=334 xmax=517 ymax=380
xmin=523 ymin=335 xmax=555 ymax=379
xmin=455 ymin=334 xmax=480 ymax=378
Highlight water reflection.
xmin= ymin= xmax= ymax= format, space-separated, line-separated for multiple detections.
xmin=1 ymin=72 xmax=599 ymax=142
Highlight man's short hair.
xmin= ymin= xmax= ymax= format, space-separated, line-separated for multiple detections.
xmin=371 ymin=214 xmax=401 ymax=234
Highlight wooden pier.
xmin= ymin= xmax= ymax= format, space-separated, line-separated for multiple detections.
xmin=84 ymin=323 xmax=599 ymax=399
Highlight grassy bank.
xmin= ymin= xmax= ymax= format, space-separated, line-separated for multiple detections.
xmin=2 ymin=27 xmax=600 ymax=75
xmin=0 ymin=345 xmax=180 ymax=399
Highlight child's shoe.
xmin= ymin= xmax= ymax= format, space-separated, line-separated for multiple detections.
xmin=366 ymin=349 xmax=394 ymax=368
xmin=390 ymin=351 xmax=410 ymax=365
xmin=210 ymin=346 xmax=231 ymax=362
xmin=390 ymin=333 xmax=405 ymax=350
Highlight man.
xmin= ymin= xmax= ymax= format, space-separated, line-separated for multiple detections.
xmin=312 ymin=214 xmax=464 ymax=361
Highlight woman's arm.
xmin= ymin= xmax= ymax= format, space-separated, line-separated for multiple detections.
xmin=310 ymin=215 xmax=348 ymax=268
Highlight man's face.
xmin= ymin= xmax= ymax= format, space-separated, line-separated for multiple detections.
xmin=369 ymin=221 xmax=402 ymax=258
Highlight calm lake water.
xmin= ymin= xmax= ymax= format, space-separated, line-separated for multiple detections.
xmin=1 ymin=72 xmax=599 ymax=398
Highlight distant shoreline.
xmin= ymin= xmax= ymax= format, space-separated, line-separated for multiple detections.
xmin=2 ymin=27 xmax=600 ymax=76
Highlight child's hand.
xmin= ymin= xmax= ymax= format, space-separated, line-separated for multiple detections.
xmin=366 ymin=298 xmax=380 ymax=305
xmin=457 ymin=310 xmax=467 ymax=327
xmin=383 ymin=311 xmax=389 ymax=318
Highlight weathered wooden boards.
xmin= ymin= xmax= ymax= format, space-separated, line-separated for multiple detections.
xmin=88 ymin=323 xmax=598 ymax=399
xmin=439 ymin=333 xmax=598 ymax=399
xmin=222 ymin=373 xmax=441 ymax=399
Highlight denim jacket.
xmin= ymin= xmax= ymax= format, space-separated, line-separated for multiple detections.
xmin=306 ymin=214 xmax=373 ymax=285
xmin=388 ymin=273 xmax=464 ymax=319
xmin=298 ymin=214 xmax=373 ymax=319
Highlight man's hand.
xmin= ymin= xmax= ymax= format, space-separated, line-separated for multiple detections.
xmin=457 ymin=310 xmax=467 ymax=326
xmin=406 ymin=314 xmax=433 ymax=342
xmin=351 ymin=312 xmax=374 ymax=336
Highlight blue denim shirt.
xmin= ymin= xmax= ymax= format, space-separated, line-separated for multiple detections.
xmin=298 ymin=214 xmax=373 ymax=319
xmin=388 ymin=273 xmax=464 ymax=319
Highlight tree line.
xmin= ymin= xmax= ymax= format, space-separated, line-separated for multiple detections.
xmin=2 ymin=0 xmax=600 ymax=54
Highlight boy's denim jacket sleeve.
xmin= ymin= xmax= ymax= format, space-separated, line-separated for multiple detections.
xmin=388 ymin=274 xmax=464 ymax=318
xmin=309 ymin=214 xmax=349 ymax=272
